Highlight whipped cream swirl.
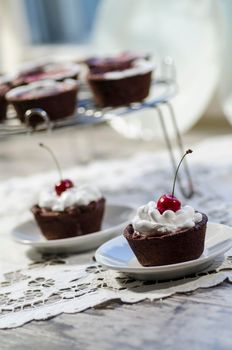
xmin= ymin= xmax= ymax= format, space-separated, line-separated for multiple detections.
xmin=38 ymin=184 xmax=102 ymax=211
xmin=102 ymin=59 xmax=155 ymax=80
xmin=132 ymin=201 xmax=202 ymax=235
xmin=6 ymin=79 xmax=77 ymax=100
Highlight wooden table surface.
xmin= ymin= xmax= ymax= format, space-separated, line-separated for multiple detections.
xmin=0 ymin=253 xmax=231 ymax=350
xmin=0 ymin=285 xmax=231 ymax=350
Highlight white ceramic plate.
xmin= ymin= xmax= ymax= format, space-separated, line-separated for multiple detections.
xmin=95 ymin=223 xmax=232 ymax=280
xmin=11 ymin=204 xmax=135 ymax=253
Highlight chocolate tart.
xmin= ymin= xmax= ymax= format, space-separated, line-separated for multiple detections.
xmin=85 ymin=54 xmax=153 ymax=107
xmin=88 ymin=71 xmax=152 ymax=107
xmin=0 ymin=84 xmax=11 ymax=121
xmin=14 ymin=61 xmax=80 ymax=86
xmin=32 ymin=197 xmax=105 ymax=240
xmin=6 ymin=79 xmax=78 ymax=123
xmin=124 ymin=212 xmax=208 ymax=267
xmin=0 ymin=74 xmax=17 ymax=121
xmin=85 ymin=53 xmax=148 ymax=74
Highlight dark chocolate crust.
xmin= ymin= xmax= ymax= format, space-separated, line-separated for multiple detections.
xmin=88 ymin=71 xmax=152 ymax=107
xmin=8 ymin=86 xmax=78 ymax=124
xmin=85 ymin=59 xmax=133 ymax=74
xmin=124 ymin=213 xmax=208 ymax=266
xmin=0 ymin=84 xmax=11 ymax=121
xmin=84 ymin=53 xmax=149 ymax=74
xmin=15 ymin=72 xmax=79 ymax=86
xmin=32 ymin=197 xmax=105 ymax=240
xmin=12 ymin=63 xmax=79 ymax=87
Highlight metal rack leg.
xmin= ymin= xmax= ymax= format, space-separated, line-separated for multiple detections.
xmin=155 ymin=104 xmax=194 ymax=199
xmin=165 ymin=101 xmax=194 ymax=196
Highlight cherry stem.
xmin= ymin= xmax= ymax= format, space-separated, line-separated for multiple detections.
xmin=171 ymin=149 xmax=193 ymax=197
xmin=39 ymin=143 xmax=62 ymax=181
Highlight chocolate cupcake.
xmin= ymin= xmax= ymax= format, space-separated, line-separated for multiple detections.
xmin=0 ymin=74 xmax=17 ymax=121
xmin=124 ymin=202 xmax=208 ymax=266
xmin=6 ymin=79 xmax=78 ymax=123
xmin=124 ymin=149 xmax=208 ymax=266
xmin=31 ymin=143 xmax=105 ymax=240
xmin=87 ymin=59 xmax=154 ymax=107
xmin=32 ymin=185 xmax=105 ymax=240
xmin=0 ymin=84 xmax=10 ymax=121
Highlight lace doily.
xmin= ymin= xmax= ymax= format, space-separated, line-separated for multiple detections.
xmin=0 ymin=254 xmax=232 ymax=329
xmin=0 ymin=135 xmax=232 ymax=329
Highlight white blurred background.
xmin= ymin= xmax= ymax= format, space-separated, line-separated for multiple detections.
xmin=0 ymin=0 xmax=229 ymax=130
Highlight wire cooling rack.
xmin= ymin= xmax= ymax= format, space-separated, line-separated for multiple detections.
xmin=0 ymin=79 xmax=176 ymax=135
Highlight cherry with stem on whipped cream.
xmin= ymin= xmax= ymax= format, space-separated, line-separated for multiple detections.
xmin=39 ymin=143 xmax=74 ymax=196
xmin=157 ymin=149 xmax=193 ymax=214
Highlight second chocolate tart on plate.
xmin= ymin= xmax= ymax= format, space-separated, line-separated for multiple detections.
xmin=12 ymin=203 xmax=135 ymax=253
xmin=32 ymin=184 xmax=105 ymax=240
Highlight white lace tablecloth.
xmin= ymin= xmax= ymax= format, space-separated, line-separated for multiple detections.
xmin=1 ymin=135 xmax=232 ymax=329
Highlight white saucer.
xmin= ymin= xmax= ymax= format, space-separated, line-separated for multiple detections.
xmin=12 ymin=204 xmax=135 ymax=253
xmin=95 ymin=223 xmax=232 ymax=280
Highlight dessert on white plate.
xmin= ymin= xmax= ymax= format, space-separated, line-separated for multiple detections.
xmin=31 ymin=143 xmax=105 ymax=240
xmin=12 ymin=203 xmax=135 ymax=253
xmin=12 ymin=143 xmax=136 ymax=252
xmin=95 ymin=223 xmax=232 ymax=281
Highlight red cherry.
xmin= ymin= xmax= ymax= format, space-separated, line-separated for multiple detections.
xmin=39 ymin=143 xmax=75 ymax=196
xmin=55 ymin=179 xmax=74 ymax=196
xmin=157 ymin=194 xmax=181 ymax=214
xmin=156 ymin=149 xmax=193 ymax=214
